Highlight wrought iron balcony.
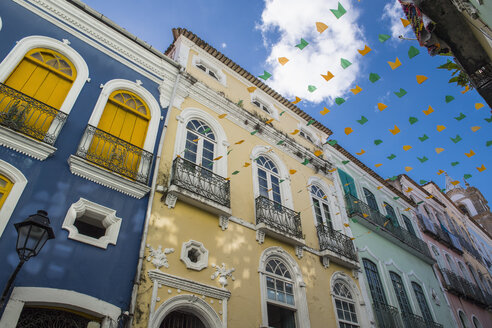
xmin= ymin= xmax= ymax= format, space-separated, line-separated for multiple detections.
xmin=417 ymin=214 xmax=437 ymax=237
xmin=401 ymin=312 xmax=426 ymax=328
xmin=457 ymin=234 xmax=483 ymax=262
xmin=169 ymin=156 xmax=230 ymax=208
xmin=440 ymin=268 xmax=465 ymax=295
xmin=255 ymin=196 xmax=302 ymax=240
xmin=447 ymin=232 xmax=463 ymax=254
xmin=0 ymin=82 xmax=67 ymax=145
xmin=373 ymin=302 xmax=403 ymax=328
xmin=316 ymin=224 xmax=357 ymax=262
xmin=75 ymin=125 xmax=153 ymax=184
xmin=344 ymin=194 xmax=433 ymax=261
xmin=439 ymin=268 xmax=488 ymax=306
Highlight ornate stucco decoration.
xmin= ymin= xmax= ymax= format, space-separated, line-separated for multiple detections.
xmin=147 ymin=244 xmax=175 ymax=270
xmin=211 ymin=263 xmax=235 ymax=288
xmin=180 ymin=240 xmax=209 ymax=271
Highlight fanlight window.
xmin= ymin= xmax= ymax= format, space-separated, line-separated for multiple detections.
xmin=310 ymin=185 xmax=331 ymax=227
xmin=333 ymin=281 xmax=359 ymax=328
xmin=265 ymin=258 xmax=294 ymax=305
xmin=0 ymin=174 xmax=13 ymax=210
xmin=257 ymin=156 xmax=281 ymax=204
xmin=184 ymin=119 xmax=216 ymax=171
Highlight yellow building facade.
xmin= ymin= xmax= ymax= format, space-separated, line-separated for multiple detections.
xmin=132 ymin=29 xmax=369 ymax=328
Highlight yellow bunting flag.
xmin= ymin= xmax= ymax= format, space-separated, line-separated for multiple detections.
xmin=235 ymin=140 xmax=245 ymax=145
xmin=278 ymin=57 xmax=289 ymax=65
xmin=356 ymin=149 xmax=366 ymax=155
xmin=193 ymin=138 xmax=200 ymax=142
xmin=291 ymin=129 xmax=300 ymax=135
xmin=403 ymin=145 xmax=412 ymax=151
xmin=363 ymin=213 xmax=369 ymax=218
xmin=289 ymin=169 xmax=297 ymax=175
xmin=267 ymin=188 xmax=273 ymax=192
xmin=292 ymin=97 xmax=302 ymax=104
xmin=377 ymin=186 xmax=383 ymax=190
xmin=314 ymin=150 xmax=323 ymax=157
xmin=335 ymin=212 xmax=340 ymax=215
xmin=437 ymin=169 xmax=445 ymax=175
xmin=388 ymin=57 xmax=402 ymax=70
xmin=389 ymin=125 xmax=400 ymax=135
xmin=322 ymin=195 xmax=328 ymax=199
xmin=404 ymin=208 xmax=411 ymax=211
xmin=243 ymin=162 xmax=250 ymax=167
xmin=358 ymin=45 xmax=372 ymax=56
xmin=423 ymin=106 xmax=434 ymax=115
xmin=477 ymin=164 xmax=486 ymax=172
xmin=247 ymin=86 xmax=257 ymax=93
xmin=471 ymin=126 xmax=481 ymax=132
xmin=451 ymin=180 xmax=460 ymax=186
xmin=350 ymin=237 xmax=356 ymax=240
xmin=213 ymin=156 xmax=223 ymax=161
xmin=378 ymin=103 xmax=388 ymax=111
xmin=316 ymin=22 xmax=328 ymax=33
xmin=426 ymin=195 xmax=434 ymax=199
xmin=320 ymin=107 xmax=330 ymax=115
xmin=400 ymin=18 xmax=411 ymax=27
xmin=375 ymin=163 xmax=382 ymax=168
xmin=321 ymin=71 xmax=334 ymax=81
xmin=405 ymin=166 xmax=413 ymax=172
xmin=218 ymin=113 xmax=227 ymax=119
xmin=265 ymin=118 xmax=274 ymax=124
xmin=405 ymin=187 xmax=413 ymax=192
xmin=436 ymin=125 xmax=446 ymax=132
xmin=465 ymin=150 xmax=476 ymax=158
xmin=383 ymin=220 xmax=390 ymax=227
xmin=344 ymin=223 xmax=350 ymax=227
xmin=351 ymin=85 xmax=362 ymax=95
xmin=329 ymin=168 xmax=337 ymax=173
xmin=345 ymin=127 xmax=354 ymax=135
xmin=416 ymin=75 xmax=428 ymax=84
xmin=225 ymin=177 xmax=231 ymax=181
xmin=461 ymin=86 xmax=470 ymax=94
xmin=435 ymin=148 xmax=445 ymax=154
xmin=475 ymin=103 xmax=484 ymax=110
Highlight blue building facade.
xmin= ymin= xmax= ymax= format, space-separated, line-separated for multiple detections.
xmin=0 ymin=0 xmax=179 ymax=326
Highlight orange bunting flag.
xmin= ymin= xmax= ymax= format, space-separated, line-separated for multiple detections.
xmin=377 ymin=186 xmax=383 ymax=190
xmin=193 ymin=138 xmax=200 ymax=142
xmin=218 ymin=113 xmax=227 ymax=119
xmin=243 ymin=163 xmax=251 ymax=168
xmin=289 ymin=169 xmax=297 ymax=175
xmin=404 ymin=208 xmax=411 ymax=211
xmin=475 ymin=103 xmax=485 ymax=110
xmin=292 ymin=97 xmax=302 ymax=104
xmin=435 ymin=148 xmax=445 ymax=154
xmin=405 ymin=166 xmax=413 ymax=172
xmin=329 ymin=168 xmax=338 ymax=173
xmin=320 ymin=107 xmax=330 ymax=115
xmin=344 ymin=223 xmax=350 ymax=227
xmin=351 ymin=85 xmax=362 ymax=95
xmin=363 ymin=213 xmax=369 ymax=218
xmin=351 ymin=237 xmax=356 ymax=240
xmin=247 ymin=86 xmax=257 ymax=93
xmin=471 ymin=126 xmax=481 ymax=132
xmin=426 ymin=195 xmax=434 ymax=199
xmin=358 ymin=45 xmax=372 ymax=56
xmin=451 ymin=180 xmax=460 ymax=186
xmin=291 ymin=129 xmax=300 ymax=135
xmin=437 ymin=169 xmax=445 ymax=175
xmin=378 ymin=103 xmax=388 ymax=111
xmin=321 ymin=71 xmax=334 ymax=81
xmin=278 ymin=57 xmax=289 ymax=65
xmin=465 ymin=150 xmax=476 ymax=158
xmin=403 ymin=145 xmax=412 ymax=151
xmin=322 ymin=195 xmax=328 ymax=199
xmin=235 ymin=140 xmax=245 ymax=145
xmin=213 ymin=156 xmax=223 ymax=161
xmin=436 ymin=125 xmax=446 ymax=132
xmin=405 ymin=187 xmax=413 ymax=192
xmin=388 ymin=57 xmax=402 ymax=70
xmin=316 ymin=22 xmax=328 ymax=33
xmin=389 ymin=125 xmax=400 ymax=135
xmin=345 ymin=127 xmax=353 ymax=135
xmin=400 ymin=18 xmax=411 ymax=27
xmin=383 ymin=220 xmax=390 ymax=227
xmin=375 ymin=163 xmax=382 ymax=168
xmin=416 ymin=75 xmax=428 ymax=84
xmin=461 ymin=86 xmax=470 ymax=94
xmin=356 ymin=149 xmax=366 ymax=155
xmin=265 ymin=118 xmax=274 ymax=124
xmin=225 ymin=177 xmax=231 ymax=181
xmin=314 ymin=150 xmax=323 ymax=157
xmin=477 ymin=164 xmax=486 ymax=172
xmin=423 ymin=106 xmax=434 ymax=115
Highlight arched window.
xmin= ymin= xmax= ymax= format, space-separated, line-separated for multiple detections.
xmin=0 ymin=160 xmax=27 ymax=237
xmin=384 ymin=202 xmax=399 ymax=227
xmin=265 ymin=258 xmax=296 ymax=327
xmin=310 ymin=185 xmax=331 ymax=227
xmin=472 ymin=316 xmax=482 ymax=328
xmin=411 ymin=282 xmax=433 ymax=323
xmin=362 ymin=259 xmax=387 ymax=304
xmin=184 ymin=119 xmax=216 ymax=171
xmin=161 ymin=310 xmax=206 ymax=328
xmin=445 ymin=254 xmax=457 ymax=272
xmin=257 ymin=156 xmax=282 ymax=204
xmin=363 ymin=188 xmax=378 ymax=211
xmin=402 ymin=215 xmax=416 ymax=236
xmin=389 ymin=271 xmax=412 ymax=315
xmin=458 ymin=310 xmax=469 ymax=328
xmin=333 ymin=281 xmax=359 ymax=328
xmin=458 ymin=262 xmax=471 ymax=281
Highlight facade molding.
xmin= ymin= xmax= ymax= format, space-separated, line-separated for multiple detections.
xmin=191 ymin=53 xmax=227 ymax=86
xmin=0 ymin=159 xmax=27 ymax=238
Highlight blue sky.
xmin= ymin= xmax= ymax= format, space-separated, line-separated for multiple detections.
xmin=83 ymin=0 xmax=492 ymax=201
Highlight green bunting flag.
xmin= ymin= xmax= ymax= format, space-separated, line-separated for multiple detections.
xmin=409 ymin=117 xmax=418 ymax=125
xmin=464 ymin=174 xmax=472 ymax=179
xmin=237 ymin=100 xmax=243 ymax=107
xmin=417 ymin=201 xmax=424 ymax=205
xmin=258 ymin=71 xmax=272 ymax=80
xmin=279 ymin=111 xmax=285 ymax=116
xmin=418 ymin=134 xmax=429 ymax=142
xmin=441 ymin=189 xmax=446 ymax=193
xmin=342 ymin=160 xmax=350 ymax=165
xmin=451 ymin=161 xmax=460 ymax=167
xmin=454 ymin=113 xmax=466 ymax=121
xmin=387 ymin=154 xmax=396 ymax=160
xmin=250 ymin=130 xmax=258 ymax=135
xmin=389 ymin=176 xmax=398 ymax=181
xmin=393 ymin=196 xmax=400 ymax=200
xmin=374 ymin=139 xmax=383 ymax=145
xmin=327 ymin=140 xmax=338 ymax=146
xmin=445 ymin=95 xmax=455 ymax=103
xmin=308 ymin=85 xmax=317 ymax=92
xmin=227 ymin=149 xmax=233 ymax=155
xmin=394 ymin=88 xmax=407 ymax=98
xmin=232 ymin=170 xmax=240 ymax=175
xmin=485 ymin=116 xmax=492 ymax=123
xmin=369 ymin=73 xmax=381 ymax=83
xmin=295 ymin=38 xmax=309 ymax=50
xmin=357 ymin=116 xmax=368 ymax=125
xmin=378 ymin=34 xmax=391 ymax=42
xmin=330 ymin=2 xmax=347 ymax=19
xmin=450 ymin=135 xmax=462 ymax=144
xmin=408 ymin=46 xmax=420 ymax=58
xmin=301 ymin=158 xmax=310 ymax=165
xmin=307 ymin=119 xmax=315 ymax=126
xmin=487 ymin=140 xmax=492 ymax=147
xmin=419 ymin=180 xmax=427 ymax=184
xmin=340 ymin=58 xmax=352 ymax=69
xmin=277 ymin=140 xmax=284 ymax=145
xmin=417 ymin=156 xmax=428 ymax=163
xmin=203 ymin=127 xmax=211 ymax=133
xmin=335 ymin=97 xmax=345 ymax=105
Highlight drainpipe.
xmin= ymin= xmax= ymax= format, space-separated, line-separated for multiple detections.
xmin=127 ymin=66 xmax=183 ymax=327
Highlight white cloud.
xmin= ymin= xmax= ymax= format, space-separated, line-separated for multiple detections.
xmin=257 ymin=0 xmax=366 ymax=104
xmin=221 ymin=42 xmax=227 ymax=49
xmin=382 ymin=0 xmax=407 ymax=40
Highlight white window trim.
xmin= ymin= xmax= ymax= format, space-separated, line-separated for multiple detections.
xmin=191 ymin=54 xmax=226 ymax=86
xmin=471 ymin=315 xmax=482 ymax=328
xmin=330 ymin=272 xmax=367 ymax=328
xmin=296 ymin=123 xmax=320 ymax=146
xmin=384 ymin=260 xmax=418 ymax=314
xmin=250 ymin=91 xmax=279 ymax=120
xmin=457 ymin=309 xmax=470 ymax=328
xmin=0 ymin=287 xmax=120 ymax=328
xmin=251 ymin=145 xmax=293 ymax=210
xmin=62 ymin=198 xmax=122 ymax=249
xmin=174 ymin=107 xmax=229 ymax=177
xmin=408 ymin=272 xmax=438 ymax=322
xmin=180 ymin=240 xmax=209 ymax=271
xmin=258 ymin=247 xmax=311 ymax=328
xmin=0 ymin=160 xmax=27 ymax=238
xmin=307 ymin=176 xmax=342 ymax=231
xmin=0 ymin=36 xmax=89 ymax=159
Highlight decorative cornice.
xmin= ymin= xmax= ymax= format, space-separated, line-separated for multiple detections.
xmin=0 ymin=126 xmax=56 ymax=160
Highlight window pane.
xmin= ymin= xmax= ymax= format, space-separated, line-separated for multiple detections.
xmin=267 ymin=288 xmax=276 ymax=301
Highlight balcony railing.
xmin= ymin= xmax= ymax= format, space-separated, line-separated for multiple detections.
xmin=0 ymin=82 xmax=67 ymax=145
xmin=401 ymin=312 xmax=426 ymax=328
xmin=440 ymin=268 xmax=489 ymax=306
xmin=316 ymin=224 xmax=357 ymax=262
xmin=448 ymin=232 xmax=463 ymax=254
xmin=255 ymin=196 xmax=302 ymax=239
xmin=344 ymin=194 xmax=432 ymax=260
xmin=373 ymin=302 xmax=403 ymax=328
xmin=75 ymin=125 xmax=153 ymax=184
xmin=170 ymin=156 xmax=230 ymax=208
xmin=417 ymin=214 xmax=437 ymax=236
xmin=457 ymin=235 xmax=483 ymax=262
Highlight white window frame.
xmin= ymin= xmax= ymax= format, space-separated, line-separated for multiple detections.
xmin=191 ymin=54 xmax=226 ymax=86
xmin=471 ymin=315 xmax=482 ymax=328
xmin=0 ymin=160 xmax=27 ymax=237
xmin=408 ymin=272 xmax=438 ymax=322
xmin=331 ymin=273 xmax=365 ymax=328
xmin=174 ymin=108 xmax=228 ymax=177
xmin=68 ymin=79 xmax=161 ymax=199
xmin=258 ymin=247 xmax=311 ymax=328
xmin=250 ymin=91 xmax=279 ymax=120
xmin=62 ymin=198 xmax=122 ymax=249
xmin=0 ymin=35 xmax=89 ymax=160
xmin=183 ymin=119 xmax=217 ymax=168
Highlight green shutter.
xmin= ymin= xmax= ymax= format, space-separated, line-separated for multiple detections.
xmin=338 ymin=169 xmax=357 ymax=197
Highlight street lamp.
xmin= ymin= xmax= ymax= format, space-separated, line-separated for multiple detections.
xmin=0 ymin=210 xmax=55 ymax=308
